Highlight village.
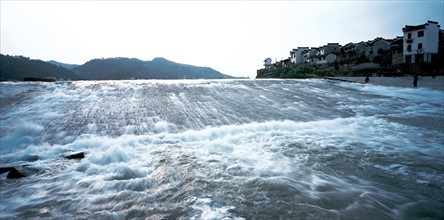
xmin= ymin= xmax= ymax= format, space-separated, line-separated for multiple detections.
xmin=257 ymin=20 xmax=444 ymax=78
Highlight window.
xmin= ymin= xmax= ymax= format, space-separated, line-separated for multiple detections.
xmin=408 ymin=33 xmax=412 ymax=39
xmin=418 ymin=43 xmax=423 ymax=50
xmin=407 ymin=45 xmax=412 ymax=51
xmin=418 ymin=31 xmax=424 ymax=37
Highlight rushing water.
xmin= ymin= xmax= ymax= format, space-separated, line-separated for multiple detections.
xmin=0 ymin=79 xmax=443 ymax=219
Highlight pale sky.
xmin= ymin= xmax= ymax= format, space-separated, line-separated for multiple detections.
xmin=1 ymin=1 xmax=443 ymax=78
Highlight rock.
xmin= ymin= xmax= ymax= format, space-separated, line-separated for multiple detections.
xmin=65 ymin=152 xmax=85 ymax=159
xmin=0 ymin=166 xmax=40 ymax=179
xmin=7 ymin=167 xmax=26 ymax=179
xmin=0 ymin=167 xmax=13 ymax=174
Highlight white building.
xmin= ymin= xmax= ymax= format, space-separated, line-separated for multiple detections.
xmin=402 ymin=20 xmax=440 ymax=63
xmin=290 ymin=47 xmax=309 ymax=64
xmin=263 ymin=58 xmax=272 ymax=68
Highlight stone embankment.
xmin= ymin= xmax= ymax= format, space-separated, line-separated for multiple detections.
xmin=326 ymin=76 xmax=444 ymax=90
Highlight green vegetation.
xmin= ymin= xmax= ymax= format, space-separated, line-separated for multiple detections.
xmin=73 ymin=57 xmax=154 ymax=80
xmin=256 ymin=65 xmax=333 ymax=79
xmin=74 ymin=57 xmax=233 ymax=80
xmin=0 ymin=55 xmax=233 ymax=81
xmin=0 ymin=54 xmax=80 ymax=81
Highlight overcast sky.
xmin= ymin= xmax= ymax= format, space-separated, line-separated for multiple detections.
xmin=1 ymin=1 xmax=443 ymax=78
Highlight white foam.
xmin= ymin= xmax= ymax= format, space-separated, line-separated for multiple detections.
xmin=0 ymin=121 xmax=44 ymax=153
xmin=0 ymin=116 xmax=441 ymax=218
xmin=341 ymin=82 xmax=444 ymax=104
xmin=191 ymin=198 xmax=243 ymax=220
xmin=153 ymin=120 xmax=174 ymax=134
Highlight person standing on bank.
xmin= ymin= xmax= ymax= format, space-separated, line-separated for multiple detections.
xmin=413 ymin=74 xmax=419 ymax=87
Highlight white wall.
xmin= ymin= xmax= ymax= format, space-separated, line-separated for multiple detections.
xmin=403 ymin=21 xmax=439 ymax=58
xmin=290 ymin=47 xmax=309 ymax=64
xmin=264 ymin=58 xmax=272 ymax=67
xmin=424 ymin=23 xmax=439 ymax=53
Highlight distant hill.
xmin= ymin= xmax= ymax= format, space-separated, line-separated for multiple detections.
xmin=47 ymin=60 xmax=79 ymax=70
xmin=0 ymin=54 xmax=81 ymax=81
xmin=73 ymin=57 xmax=233 ymax=80
xmin=73 ymin=57 xmax=157 ymax=80
xmin=148 ymin=57 xmax=233 ymax=79
xmin=0 ymin=54 xmax=233 ymax=81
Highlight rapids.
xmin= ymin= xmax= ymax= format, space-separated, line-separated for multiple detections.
xmin=1 ymin=79 xmax=443 ymax=219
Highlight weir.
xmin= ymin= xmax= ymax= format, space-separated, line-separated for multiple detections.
xmin=1 ymin=79 xmax=443 ymax=219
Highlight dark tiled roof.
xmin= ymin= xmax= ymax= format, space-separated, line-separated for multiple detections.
xmin=403 ymin=21 xmax=440 ymax=32
xmin=403 ymin=24 xmax=426 ymax=32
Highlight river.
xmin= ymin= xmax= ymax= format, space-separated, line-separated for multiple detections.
xmin=1 ymin=79 xmax=443 ymax=219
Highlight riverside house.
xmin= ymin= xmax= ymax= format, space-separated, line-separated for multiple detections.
xmin=365 ymin=38 xmax=391 ymax=62
xmin=263 ymin=58 xmax=272 ymax=68
xmin=403 ymin=20 xmax=440 ymax=63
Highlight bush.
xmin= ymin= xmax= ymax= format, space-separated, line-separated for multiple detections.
xmin=313 ymin=69 xmax=330 ymax=77
xmin=279 ymin=65 xmax=331 ymax=78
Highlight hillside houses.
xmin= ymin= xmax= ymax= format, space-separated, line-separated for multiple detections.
xmin=260 ymin=20 xmax=443 ymax=77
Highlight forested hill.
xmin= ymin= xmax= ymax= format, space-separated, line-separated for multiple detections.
xmin=0 ymin=54 xmax=81 ymax=81
xmin=148 ymin=57 xmax=233 ymax=79
xmin=0 ymin=55 xmax=233 ymax=81
xmin=73 ymin=58 xmax=157 ymax=80
xmin=73 ymin=57 xmax=233 ymax=80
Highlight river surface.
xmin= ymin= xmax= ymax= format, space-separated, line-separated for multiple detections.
xmin=1 ymin=79 xmax=443 ymax=219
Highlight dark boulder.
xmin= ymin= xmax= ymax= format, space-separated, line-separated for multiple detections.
xmin=0 ymin=166 xmax=39 ymax=179
xmin=65 ymin=152 xmax=85 ymax=159
xmin=7 ymin=167 xmax=26 ymax=179
xmin=0 ymin=167 xmax=13 ymax=174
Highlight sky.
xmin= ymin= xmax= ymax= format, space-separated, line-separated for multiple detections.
xmin=1 ymin=1 xmax=443 ymax=78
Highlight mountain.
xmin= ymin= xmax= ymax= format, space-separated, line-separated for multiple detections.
xmin=149 ymin=57 xmax=233 ymax=79
xmin=0 ymin=54 xmax=81 ymax=81
xmin=47 ymin=60 xmax=79 ymax=70
xmin=73 ymin=57 xmax=233 ymax=80
xmin=73 ymin=57 xmax=158 ymax=80
xmin=0 ymin=54 xmax=233 ymax=81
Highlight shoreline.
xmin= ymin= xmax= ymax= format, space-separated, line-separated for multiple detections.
xmin=325 ymin=76 xmax=444 ymax=91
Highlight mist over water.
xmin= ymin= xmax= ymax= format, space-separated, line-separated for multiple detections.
xmin=1 ymin=79 xmax=443 ymax=219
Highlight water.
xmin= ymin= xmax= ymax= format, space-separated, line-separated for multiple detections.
xmin=1 ymin=79 xmax=443 ymax=219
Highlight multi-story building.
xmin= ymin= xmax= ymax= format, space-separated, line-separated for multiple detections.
xmin=290 ymin=47 xmax=309 ymax=64
xmin=263 ymin=58 xmax=272 ymax=68
xmin=402 ymin=20 xmax=440 ymax=63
